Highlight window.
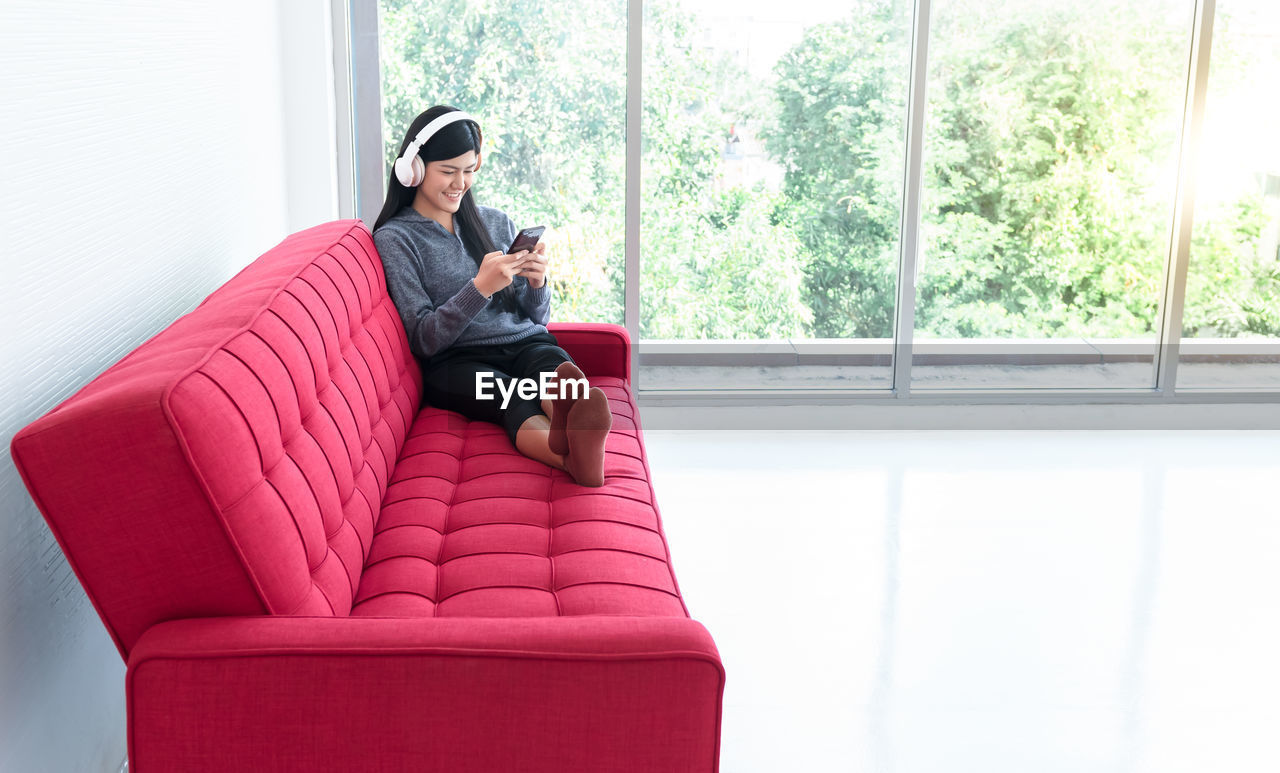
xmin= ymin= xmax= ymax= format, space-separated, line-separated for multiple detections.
xmin=357 ymin=0 xmax=1278 ymax=398
xmin=1178 ymin=0 xmax=1280 ymax=389
xmin=640 ymin=0 xmax=912 ymax=391
xmin=914 ymin=0 xmax=1194 ymax=390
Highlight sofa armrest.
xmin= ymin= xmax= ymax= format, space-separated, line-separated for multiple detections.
xmin=547 ymin=322 xmax=631 ymax=384
xmin=127 ymin=615 xmax=723 ymax=773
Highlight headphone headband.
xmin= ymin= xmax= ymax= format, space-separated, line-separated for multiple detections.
xmin=394 ymin=111 xmax=480 ymax=187
xmin=406 ymin=111 xmax=478 ymax=154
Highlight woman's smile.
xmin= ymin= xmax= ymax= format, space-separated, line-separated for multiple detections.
xmin=410 ymin=149 xmax=479 ymax=230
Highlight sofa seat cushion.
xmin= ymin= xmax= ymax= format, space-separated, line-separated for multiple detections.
xmin=350 ymin=375 xmax=689 ymax=618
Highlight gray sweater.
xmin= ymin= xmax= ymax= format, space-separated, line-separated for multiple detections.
xmin=373 ymin=205 xmax=551 ymax=362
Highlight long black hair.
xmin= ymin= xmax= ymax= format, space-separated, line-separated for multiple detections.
xmin=372 ymin=105 xmax=519 ymax=315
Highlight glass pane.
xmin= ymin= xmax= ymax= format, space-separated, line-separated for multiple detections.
xmin=1178 ymin=0 xmax=1280 ymax=390
xmin=640 ymin=0 xmax=912 ymax=391
xmin=913 ymin=0 xmax=1195 ymax=390
xmin=377 ymin=0 xmax=626 ymax=324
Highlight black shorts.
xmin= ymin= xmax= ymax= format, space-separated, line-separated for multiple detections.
xmin=420 ymin=331 xmax=574 ymax=447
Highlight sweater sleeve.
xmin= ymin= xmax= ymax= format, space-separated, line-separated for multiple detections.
xmin=517 ymin=279 xmax=551 ymax=326
xmin=374 ymin=227 xmax=490 ymax=360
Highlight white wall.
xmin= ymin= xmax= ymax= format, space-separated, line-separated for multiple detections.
xmin=0 ymin=1 xmax=341 ymax=770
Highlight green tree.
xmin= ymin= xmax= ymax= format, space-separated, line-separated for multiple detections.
xmin=917 ymin=0 xmax=1189 ymax=338
xmin=764 ymin=0 xmax=911 ymax=339
xmin=1186 ymin=191 xmax=1278 ymax=336
xmin=766 ymin=0 xmax=1274 ymax=340
xmin=639 ymin=0 xmax=811 ymax=338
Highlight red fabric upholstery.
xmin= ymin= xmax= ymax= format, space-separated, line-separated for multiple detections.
xmin=11 ymin=219 xmax=722 ymax=771
xmin=534 ymin=321 xmax=631 ymax=383
xmin=354 ymin=376 xmax=686 ymax=619
xmin=128 ymin=616 xmax=723 ymax=773
xmin=13 ymin=222 xmax=422 ymax=655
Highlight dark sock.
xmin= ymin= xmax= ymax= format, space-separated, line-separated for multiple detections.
xmin=548 ymin=361 xmax=585 ymax=456
xmin=564 ymin=387 xmax=611 ymax=487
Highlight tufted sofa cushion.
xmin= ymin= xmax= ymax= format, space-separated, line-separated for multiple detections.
xmin=353 ymin=384 xmax=686 ymax=618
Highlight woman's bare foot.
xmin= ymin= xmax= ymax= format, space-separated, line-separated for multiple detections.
xmin=563 ymin=387 xmax=611 ymax=487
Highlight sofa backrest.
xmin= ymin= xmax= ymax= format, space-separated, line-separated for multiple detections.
xmin=11 ymin=220 xmax=422 ymax=660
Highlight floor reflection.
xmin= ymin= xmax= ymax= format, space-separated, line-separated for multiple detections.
xmin=645 ymin=429 xmax=1280 ymax=773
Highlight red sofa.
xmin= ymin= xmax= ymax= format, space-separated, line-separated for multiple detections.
xmin=11 ymin=219 xmax=724 ymax=772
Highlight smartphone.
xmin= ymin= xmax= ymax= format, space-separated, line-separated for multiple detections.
xmin=506 ymin=226 xmax=545 ymax=255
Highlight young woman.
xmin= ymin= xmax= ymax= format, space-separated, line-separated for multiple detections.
xmin=372 ymin=105 xmax=611 ymax=487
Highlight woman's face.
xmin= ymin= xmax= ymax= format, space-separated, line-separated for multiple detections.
xmin=418 ymin=150 xmax=478 ymax=218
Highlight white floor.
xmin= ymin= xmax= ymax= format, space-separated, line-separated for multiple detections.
xmin=643 ymin=429 xmax=1280 ymax=773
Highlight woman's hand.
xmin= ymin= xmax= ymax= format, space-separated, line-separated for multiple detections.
xmin=474 ymin=249 xmax=531 ymax=298
xmin=518 ymin=242 xmax=548 ymax=289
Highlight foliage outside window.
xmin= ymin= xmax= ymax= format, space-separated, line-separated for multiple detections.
xmin=378 ymin=0 xmax=1280 ymax=343
xmin=1184 ymin=0 xmax=1280 ymax=339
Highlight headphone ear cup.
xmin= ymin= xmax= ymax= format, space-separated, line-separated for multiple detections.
xmin=473 ymin=152 xmax=483 ymax=173
xmin=394 ymin=150 xmax=427 ymax=187
xmin=394 ymin=154 xmax=413 ymax=187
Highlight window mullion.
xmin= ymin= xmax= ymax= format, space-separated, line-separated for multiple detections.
xmin=626 ymin=0 xmax=643 ymax=391
xmin=1155 ymin=0 xmax=1217 ymax=395
xmin=893 ymin=0 xmax=932 ymax=397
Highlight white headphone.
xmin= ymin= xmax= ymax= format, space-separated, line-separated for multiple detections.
xmin=393 ymin=111 xmax=482 ymax=188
